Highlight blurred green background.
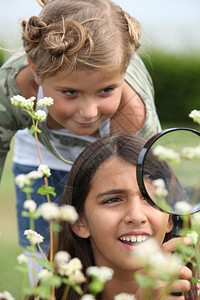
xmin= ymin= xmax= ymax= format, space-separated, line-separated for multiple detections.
xmin=0 ymin=47 xmax=200 ymax=298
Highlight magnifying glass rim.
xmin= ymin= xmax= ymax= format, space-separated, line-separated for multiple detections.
xmin=136 ymin=127 xmax=200 ymax=215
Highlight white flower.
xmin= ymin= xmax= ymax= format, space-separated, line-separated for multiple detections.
xmin=17 ymin=253 xmax=28 ymax=264
xmin=174 ymin=201 xmax=192 ymax=214
xmin=24 ymin=229 xmax=44 ymax=245
xmin=56 ymin=256 xmax=83 ymax=278
xmin=38 ymin=269 xmax=53 ymax=279
xmin=0 ymin=290 xmax=15 ymax=300
xmin=189 ymin=110 xmax=200 ymax=125
xmin=81 ymin=295 xmax=95 ymax=300
xmin=23 ymin=97 xmax=35 ymax=109
xmin=27 ymin=170 xmax=44 ymax=180
xmin=65 ymin=258 xmax=82 ymax=274
xmin=15 ymin=174 xmax=31 ymax=188
xmin=86 ymin=266 xmax=114 ymax=283
xmin=37 ymin=97 xmax=54 ymax=107
xmin=114 ymin=293 xmax=135 ymax=300
xmin=23 ymin=200 xmax=37 ymax=213
xmin=10 ymin=95 xmax=35 ymax=109
xmin=54 ymin=251 xmax=71 ymax=267
xmin=34 ymin=109 xmax=47 ymax=122
xmin=153 ymin=145 xmax=181 ymax=164
xmin=150 ymin=252 xmax=182 ymax=277
xmin=70 ymin=269 xmax=86 ymax=284
xmin=10 ymin=95 xmax=26 ymax=107
xmin=38 ymin=164 xmax=51 ymax=177
xmin=153 ymin=178 xmax=168 ymax=198
xmin=181 ymin=146 xmax=200 ymax=159
xmin=186 ymin=230 xmax=199 ymax=245
xmin=132 ymin=238 xmax=160 ymax=266
xmin=59 ymin=205 xmax=79 ymax=224
xmin=39 ymin=203 xmax=60 ymax=221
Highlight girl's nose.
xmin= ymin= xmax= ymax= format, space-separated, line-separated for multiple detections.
xmin=124 ymin=197 xmax=147 ymax=226
xmin=79 ymin=100 xmax=98 ymax=119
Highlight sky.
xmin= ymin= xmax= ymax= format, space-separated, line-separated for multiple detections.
xmin=1 ymin=0 xmax=200 ymax=53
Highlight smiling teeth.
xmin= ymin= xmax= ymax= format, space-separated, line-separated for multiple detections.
xmin=120 ymin=235 xmax=148 ymax=243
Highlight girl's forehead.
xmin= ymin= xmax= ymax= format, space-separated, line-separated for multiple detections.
xmin=92 ymin=157 xmax=135 ymax=180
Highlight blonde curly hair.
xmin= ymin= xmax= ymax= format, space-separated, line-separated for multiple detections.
xmin=22 ymin=0 xmax=141 ymax=80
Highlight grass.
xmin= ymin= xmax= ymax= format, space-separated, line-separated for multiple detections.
xmin=0 ymin=141 xmax=25 ymax=299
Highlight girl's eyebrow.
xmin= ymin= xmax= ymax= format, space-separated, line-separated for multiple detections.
xmin=96 ymin=189 xmax=124 ymax=198
xmin=55 ymin=81 xmax=123 ymax=91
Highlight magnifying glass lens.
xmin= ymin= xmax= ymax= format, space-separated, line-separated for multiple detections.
xmin=137 ymin=128 xmax=200 ymax=215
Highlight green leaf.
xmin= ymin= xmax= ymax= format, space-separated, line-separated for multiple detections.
xmin=37 ymin=185 xmax=56 ymax=196
xmin=88 ymin=279 xmax=104 ymax=294
xmin=37 ymin=285 xmax=52 ymax=298
xmin=23 ymin=286 xmax=38 ymax=296
xmin=21 ymin=211 xmax=30 ymax=218
xmin=72 ymin=284 xmax=83 ymax=295
xmin=25 ymin=245 xmax=36 ymax=252
xmin=134 ymin=273 xmax=157 ymax=289
xmin=34 ymin=257 xmax=54 ymax=272
xmin=191 ymin=277 xmax=200 ymax=284
xmin=22 ymin=186 xmax=33 ymax=194
xmin=15 ymin=264 xmax=29 ymax=273
xmin=28 ymin=125 xmax=35 ymax=135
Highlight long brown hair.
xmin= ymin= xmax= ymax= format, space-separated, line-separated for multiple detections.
xmin=56 ymin=134 xmax=198 ymax=299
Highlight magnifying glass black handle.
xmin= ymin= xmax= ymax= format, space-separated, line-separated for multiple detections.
xmin=171 ymin=215 xmax=183 ymax=296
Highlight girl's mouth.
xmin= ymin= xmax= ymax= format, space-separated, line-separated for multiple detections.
xmin=119 ymin=235 xmax=149 ymax=245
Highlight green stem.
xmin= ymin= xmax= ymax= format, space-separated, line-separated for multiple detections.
xmin=32 ymin=117 xmax=55 ymax=298
xmin=61 ymin=285 xmax=70 ymax=300
xmin=37 ymin=244 xmax=47 ymax=259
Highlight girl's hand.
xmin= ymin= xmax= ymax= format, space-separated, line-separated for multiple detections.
xmin=134 ymin=238 xmax=192 ymax=299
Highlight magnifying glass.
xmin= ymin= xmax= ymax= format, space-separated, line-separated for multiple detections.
xmin=136 ymin=127 xmax=200 ymax=295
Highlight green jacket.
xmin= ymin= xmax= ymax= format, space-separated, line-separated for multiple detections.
xmin=0 ymin=53 xmax=161 ymax=180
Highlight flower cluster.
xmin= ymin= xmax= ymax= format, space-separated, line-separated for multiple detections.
xmin=10 ymin=95 xmax=54 ymax=124
xmin=153 ymin=178 xmax=168 ymax=198
xmin=174 ymin=201 xmax=192 ymax=215
xmin=153 ymin=145 xmax=181 ymax=164
xmin=54 ymin=251 xmax=86 ymax=284
xmin=10 ymin=95 xmax=35 ymax=109
xmin=17 ymin=253 xmax=28 ymax=265
xmin=39 ymin=202 xmax=79 ymax=224
xmin=24 ymin=229 xmax=44 ymax=245
xmin=15 ymin=165 xmax=50 ymax=189
xmin=132 ymin=238 xmax=183 ymax=278
xmin=181 ymin=145 xmax=200 ymax=159
xmin=189 ymin=109 xmax=200 ymax=125
xmin=86 ymin=266 xmax=114 ymax=283
xmin=0 ymin=291 xmax=15 ymax=300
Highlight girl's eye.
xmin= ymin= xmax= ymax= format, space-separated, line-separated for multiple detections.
xmin=63 ymin=90 xmax=78 ymax=96
xmin=102 ymin=197 xmax=122 ymax=204
xmin=99 ymin=87 xmax=114 ymax=95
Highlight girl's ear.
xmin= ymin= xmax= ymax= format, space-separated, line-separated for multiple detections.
xmin=166 ymin=215 xmax=174 ymax=233
xmin=27 ymin=58 xmax=42 ymax=86
xmin=71 ymin=215 xmax=90 ymax=239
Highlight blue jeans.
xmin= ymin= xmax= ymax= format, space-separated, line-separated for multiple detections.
xmin=13 ymin=163 xmax=69 ymax=252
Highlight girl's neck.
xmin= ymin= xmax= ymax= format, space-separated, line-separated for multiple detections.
xmin=101 ymin=272 xmax=139 ymax=300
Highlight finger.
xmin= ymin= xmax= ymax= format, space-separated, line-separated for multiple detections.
xmin=161 ymin=237 xmax=190 ymax=254
xmin=179 ymin=265 xmax=192 ymax=280
xmin=169 ymin=278 xmax=191 ymax=294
